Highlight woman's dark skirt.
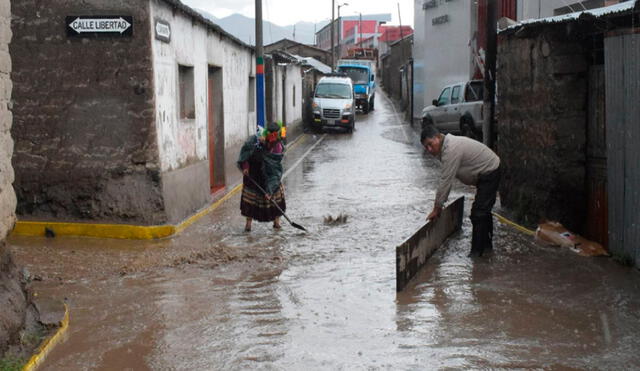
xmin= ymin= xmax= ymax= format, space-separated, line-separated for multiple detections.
xmin=240 ymin=183 xmax=286 ymax=222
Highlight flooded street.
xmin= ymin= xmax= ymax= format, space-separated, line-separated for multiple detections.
xmin=9 ymin=91 xmax=640 ymax=370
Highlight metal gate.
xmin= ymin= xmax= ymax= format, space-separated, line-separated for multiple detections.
xmin=605 ymin=31 xmax=640 ymax=268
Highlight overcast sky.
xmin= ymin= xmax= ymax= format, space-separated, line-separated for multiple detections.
xmin=180 ymin=0 xmax=415 ymax=27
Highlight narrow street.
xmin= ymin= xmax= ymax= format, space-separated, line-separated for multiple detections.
xmin=9 ymin=91 xmax=640 ymax=370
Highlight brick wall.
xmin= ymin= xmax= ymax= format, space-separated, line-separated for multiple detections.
xmin=496 ymin=26 xmax=588 ymax=231
xmin=381 ymin=37 xmax=412 ymax=109
xmin=10 ymin=0 xmax=165 ymax=225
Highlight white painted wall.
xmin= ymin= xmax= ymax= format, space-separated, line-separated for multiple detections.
xmin=284 ymin=65 xmax=303 ymax=127
xmin=150 ymin=0 xmax=255 ymax=172
xmin=271 ymin=64 xmax=303 ymax=129
xmin=413 ymin=0 xmax=475 ymax=117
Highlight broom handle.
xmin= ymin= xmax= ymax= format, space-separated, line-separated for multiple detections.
xmin=245 ymin=175 xmax=292 ymax=224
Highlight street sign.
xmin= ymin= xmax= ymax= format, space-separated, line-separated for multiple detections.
xmin=66 ymin=16 xmax=133 ymax=37
xmin=155 ymin=19 xmax=171 ymax=43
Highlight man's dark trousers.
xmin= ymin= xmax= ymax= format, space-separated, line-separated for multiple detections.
xmin=470 ymin=166 xmax=501 ymax=256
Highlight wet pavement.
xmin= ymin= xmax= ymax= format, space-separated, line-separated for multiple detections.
xmin=9 ymin=91 xmax=640 ymax=370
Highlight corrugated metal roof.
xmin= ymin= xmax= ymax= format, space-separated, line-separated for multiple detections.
xmin=296 ymin=56 xmax=332 ymax=74
xmin=501 ymin=0 xmax=638 ymax=33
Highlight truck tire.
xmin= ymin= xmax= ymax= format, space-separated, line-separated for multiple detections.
xmin=363 ymin=101 xmax=369 ymax=114
xmin=460 ymin=117 xmax=478 ymax=140
xmin=370 ymin=95 xmax=375 ymax=111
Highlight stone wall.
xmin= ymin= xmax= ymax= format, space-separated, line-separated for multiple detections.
xmin=381 ymin=36 xmax=413 ymax=111
xmin=0 ymin=0 xmax=26 ymax=354
xmin=10 ymin=0 xmax=165 ymax=225
xmin=496 ymin=26 xmax=588 ymax=231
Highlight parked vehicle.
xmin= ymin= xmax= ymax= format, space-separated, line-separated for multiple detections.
xmin=421 ymin=80 xmax=484 ymax=139
xmin=311 ymin=75 xmax=355 ymax=133
xmin=337 ymin=64 xmax=375 ymax=114
xmin=337 ymin=58 xmax=377 ymax=81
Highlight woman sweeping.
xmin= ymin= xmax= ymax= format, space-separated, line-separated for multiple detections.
xmin=237 ymin=121 xmax=287 ymax=232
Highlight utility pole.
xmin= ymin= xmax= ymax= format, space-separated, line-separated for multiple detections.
xmin=337 ymin=3 xmax=348 ymax=60
xmin=331 ymin=0 xmax=335 ymax=71
xmin=483 ymin=0 xmax=497 ymax=147
xmin=359 ymin=13 xmax=362 ymax=47
xmin=255 ymin=0 xmax=265 ymax=130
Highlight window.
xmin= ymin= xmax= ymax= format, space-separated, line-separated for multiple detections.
xmin=451 ymin=85 xmax=461 ymax=104
xmin=314 ymin=83 xmax=352 ymax=99
xmin=248 ymin=77 xmax=256 ymax=112
xmin=293 ymin=85 xmax=296 ymax=107
xmin=437 ymin=87 xmax=451 ymax=106
xmin=338 ymin=67 xmax=369 ymax=84
xmin=466 ymin=81 xmax=484 ymax=102
xmin=179 ymin=65 xmax=195 ymax=119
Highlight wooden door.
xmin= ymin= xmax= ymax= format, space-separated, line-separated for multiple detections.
xmin=207 ymin=71 xmax=217 ymax=193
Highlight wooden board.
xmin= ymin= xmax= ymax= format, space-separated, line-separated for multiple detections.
xmin=396 ymin=197 xmax=464 ymax=291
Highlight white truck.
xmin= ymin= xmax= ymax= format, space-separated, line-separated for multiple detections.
xmin=421 ymin=80 xmax=485 ymax=139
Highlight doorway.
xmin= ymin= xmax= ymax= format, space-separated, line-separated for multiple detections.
xmin=208 ymin=66 xmax=225 ymax=194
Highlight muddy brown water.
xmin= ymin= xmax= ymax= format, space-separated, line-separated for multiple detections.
xmin=9 ymin=92 xmax=640 ymax=370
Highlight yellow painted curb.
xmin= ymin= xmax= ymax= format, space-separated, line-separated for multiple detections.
xmin=174 ymin=184 xmax=242 ymax=234
xmin=12 ymin=185 xmax=243 ymax=241
xmin=493 ymin=212 xmax=536 ymax=236
xmin=23 ymin=303 xmax=70 ymax=371
xmin=11 ymin=133 xmax=310 ymax=241
xmin=13 ymin=221 xmax=176 ymax=240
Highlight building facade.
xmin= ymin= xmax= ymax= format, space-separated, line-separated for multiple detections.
xmin=0 ymin=0 xmax=26 ymax=354
xmin=315 ymin=13 xmax=391 ymax=63
xmin=377 ymin=25 xmax=414 ymax=57
xmin=265 ymin=39 xmax=331 ymax=66
xmin=10 ymin=0 xmax=268 ymax=226
xmin=412 ymin=0 xmax=478 ymax=119
xmin=496 ymin=1 xmax=639 ymax=267
xmin=264 ymin=53 xmax=304 ymax=140
xmin=380 ymin=35 xmax=414 ymax=120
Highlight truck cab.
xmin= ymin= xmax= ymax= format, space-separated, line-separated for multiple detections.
xmin=337 ymin=64 xmax=376 ymax=114
xmin=421 ymin=80 xmax=485 ymax=139
xmin=311 ymin=75 xmax=355 ymax=133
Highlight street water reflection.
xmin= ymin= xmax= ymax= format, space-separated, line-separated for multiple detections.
xmin=9 ymin=92 xmax=640 ymax=370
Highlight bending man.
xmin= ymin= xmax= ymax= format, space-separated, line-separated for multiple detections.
xmin=421 ymin=125 xmax=501 ymax=257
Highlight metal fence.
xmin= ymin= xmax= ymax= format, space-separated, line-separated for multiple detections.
xmin=605 ymin=32 xmax=640 ymax=268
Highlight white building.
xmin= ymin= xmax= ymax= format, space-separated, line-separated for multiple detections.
xmin=10 ymin=0 xmax=304 ymax=229
xmin=411 ymin=0 xmax=630 ymax=120
xmin=151 ymin=0 xmax=259 ymax=222
xmin=151 ymin=1 xmax=305 ymax=223
xmin=412 ymin=0 xmax=478 ymax=120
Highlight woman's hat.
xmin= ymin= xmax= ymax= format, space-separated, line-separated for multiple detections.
xmin=267 ymin=121 xmax=280 ymax=133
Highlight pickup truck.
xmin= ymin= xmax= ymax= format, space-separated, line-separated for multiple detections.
xmin=337 ymin=64 xmax=375 ymax=114
xmin=421 ymin=80 xmax=484 ymax=139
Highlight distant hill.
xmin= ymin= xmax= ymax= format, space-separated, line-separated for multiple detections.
xmin=195 ymin=11 xmax=328 ymax=46
xmin=195 ymin=8 xmax=218 ymax=23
